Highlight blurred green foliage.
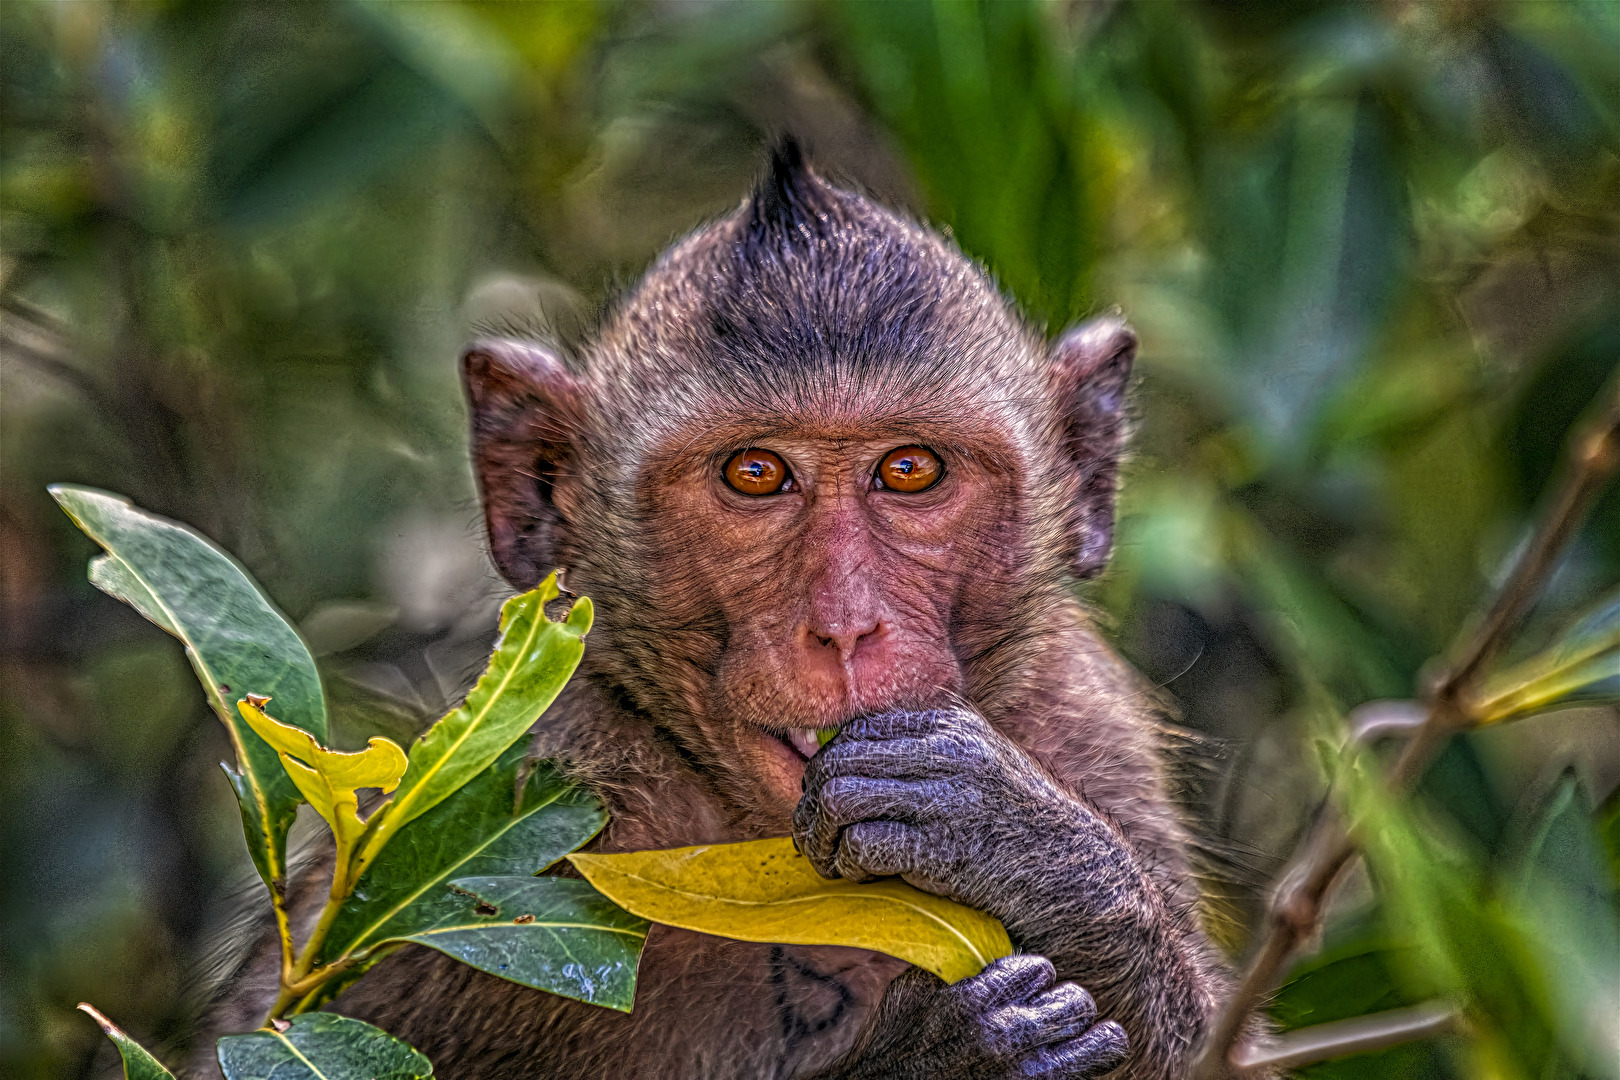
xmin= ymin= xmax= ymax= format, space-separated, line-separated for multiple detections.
xmin=1 ymin=1 xmax=1617 ymax=1077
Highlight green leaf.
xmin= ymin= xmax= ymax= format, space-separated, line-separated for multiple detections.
xmin=1505 ymin=774 xmax=1620 ymax=1078
xmin=1475 ymin=590 xmax=1620 ymax=722
xmin=49 ymin=485 xmax=327 ymax=894
xmin=77 ymin=1004 xmax=176 ymax=1080
xmin=398 ymin=876 xmax=648 ymax=1011
xmin=357 ymin=576 xmax=591 ymax=873
xmin=569 ymin=837 xmax=1013 ymax=984
xmin=238 ymin=697 xmax=406 ymax=852
xmin=320 ymin=741 xmax=606 ymax=963
xmin=216 ymin=1014 xmax=431 ymax=1080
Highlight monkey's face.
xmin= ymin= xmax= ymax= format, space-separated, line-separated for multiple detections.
xmin=632 ymin=410 xmax=1032 ymax=806
xmin=463 ymin=159 xmax=1134 ymax=818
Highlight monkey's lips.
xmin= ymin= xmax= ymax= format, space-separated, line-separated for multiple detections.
xmin=754 ymin=725 xmax=836 ymax=801
xmin=781 ymin=727 xmax=823 ymax=759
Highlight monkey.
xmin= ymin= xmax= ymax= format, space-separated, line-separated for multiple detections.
xmin=191 ymin=142 xmax=1236 ymax=1080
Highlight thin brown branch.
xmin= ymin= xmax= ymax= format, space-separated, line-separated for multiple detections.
xmin=1231 ymin=1001 xmax=1461 ymax=1073
xmin=1193 ymin=376 xmax=1620 ymax=1079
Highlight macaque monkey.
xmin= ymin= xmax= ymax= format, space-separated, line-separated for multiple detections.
xmin=196 ymin=143 xmax=1230 ymax=1080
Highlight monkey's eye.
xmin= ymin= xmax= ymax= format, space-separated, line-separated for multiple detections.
xmin=875 ymin=446 xmax=943 ymax=492
xmin=724 ymin=448 xmax=791 ymax=496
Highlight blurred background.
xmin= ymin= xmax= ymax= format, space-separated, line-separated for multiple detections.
xmin=2 ymin=1 xmax=1617 ymax=1077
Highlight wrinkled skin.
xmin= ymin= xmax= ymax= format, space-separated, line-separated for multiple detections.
xmin=840 ymin=959 xmax=1129 ymax=1080
xmin=798 ymin=707 xmax=1140 ymax=948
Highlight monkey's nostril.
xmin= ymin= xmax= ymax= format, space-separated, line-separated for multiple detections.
xmin=803 ymin=620 xmax=885 ymax=660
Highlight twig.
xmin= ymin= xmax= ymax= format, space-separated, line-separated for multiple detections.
xmin=1231 ymin=1001 xmax=1461 ymax=1073
xmin=1193 ymin=378 xmax=1620 ymax=1078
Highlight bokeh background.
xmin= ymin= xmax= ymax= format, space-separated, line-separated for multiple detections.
xmin=3 ymin=1 xmax=1618 ymax=1077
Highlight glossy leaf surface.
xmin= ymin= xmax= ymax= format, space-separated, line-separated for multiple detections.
xmin=359 ymin=576 xmax=591 ymax=869
xmin=216 ymin=1013 xmax=432 ymax=1080
xmin=570 ymin=837 xmax=1012 ymax=984
xmin=399 ymin=875 xmax=648 ymax=1012
xmin=321 ymin=741 xmax=605 ymax=962
xmin=50 ymin=485 xmax=326 ymax=892
xmin=77 ymin=1004 xmax=176 ymax=1080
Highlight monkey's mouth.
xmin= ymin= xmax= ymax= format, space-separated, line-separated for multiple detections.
xmin=780 ymin=725 xmax=822 ymax=761
xmin=774 ymin=727 xmax=829 ymax=761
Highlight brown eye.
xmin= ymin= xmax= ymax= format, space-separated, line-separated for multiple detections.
xmin=876 ymin=446 xmax=943 ymax=492
xmin=724 ymin=448 xmax=790 ymax=495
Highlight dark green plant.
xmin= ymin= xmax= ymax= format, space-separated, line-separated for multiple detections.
xmin=53 ymin=486 xmax=643 ymax=1077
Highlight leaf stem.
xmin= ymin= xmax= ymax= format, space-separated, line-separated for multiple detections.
xmin=1193 ymin=378 xmax=1620 ymax=1078
xmin=269 ymin=842 xmax=359 ymax=1020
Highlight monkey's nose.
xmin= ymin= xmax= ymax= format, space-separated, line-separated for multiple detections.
xmin=804 ymin=620 xmax=886 ymax=662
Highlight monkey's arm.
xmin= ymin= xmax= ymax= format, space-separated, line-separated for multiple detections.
xmin=795 ymin=706 xmax=1225 ymax=1080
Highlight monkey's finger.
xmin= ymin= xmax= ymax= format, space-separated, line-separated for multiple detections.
xmin=830 ymin=820 xmax=928 ymax=883
xmin=1022 ymin=1021 xmax=1130 ymax=1078
xmin=837 ymin=709 xmax=945 ymax=740
xmin=1020 ymin=982 xmax=1099 ymax=1042
xmin=807 ymin=737 xmax=955 ymax=785
xmin=810 ymin=776 xmax=929 ymax=857
xmin=955 ymin=954 xmax=1056 ymax=1010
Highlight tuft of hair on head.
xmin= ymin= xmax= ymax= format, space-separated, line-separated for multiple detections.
xmin=746 ymin=135 xmax=840 ymax=241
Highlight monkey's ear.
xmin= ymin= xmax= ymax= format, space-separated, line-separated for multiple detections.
xmin=1049 ymin=315 xmax=1137 ymax=579
xmin=462 ymin=339 xmax=586 ymax=591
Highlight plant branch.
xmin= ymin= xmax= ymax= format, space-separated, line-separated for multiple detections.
xmin=1193 ymin=378 xmax=1620 ymax=1079
xmin=1231 ymin=1001 xmax=1461 ymax=1073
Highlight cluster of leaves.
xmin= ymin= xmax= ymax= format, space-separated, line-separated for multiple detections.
xmin=53 ymin=485 xmax=641 ymax=1075
xmin=53 ymin=485 xmax=1008 ymax=1078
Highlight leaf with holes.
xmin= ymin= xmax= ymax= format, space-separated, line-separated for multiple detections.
xmin=395 ymin=875 xmax=648 ymax=1011
xmin=570 ymin=837 xmax=1012 ymax=984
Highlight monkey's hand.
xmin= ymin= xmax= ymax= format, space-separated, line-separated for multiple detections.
xmin=832 ymin=957 xmax=1128 ymax=1080
xmin=793 ymin=705 xmax=1145 ymax=937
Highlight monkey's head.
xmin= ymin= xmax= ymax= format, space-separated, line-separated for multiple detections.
xmin=464 ymin=145 xmax=1133 ymax=815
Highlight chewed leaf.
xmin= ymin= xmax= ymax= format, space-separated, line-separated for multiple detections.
xmin=50 ymin=485 xmax=326 ymax=895
xmin=569 ymin=837 xmax=1012 ymax=984
xmin=77 ymin=1004 xmax=176 ymax=1080
xmin=357 ymin=575 xmax=590 ymax=873
xmin=396 ymin=875 xmax=648 ymax=1011
xmin=238 ymin=697 xmax=405 ymax=849
xmin=216 ymin=1013 xmax=431 ymax=1080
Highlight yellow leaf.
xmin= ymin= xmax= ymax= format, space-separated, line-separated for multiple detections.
xmin=568 ymin=837 xmax=1011 ymax=983
xmin=237 ymin=698 xmax=407 ymax=850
